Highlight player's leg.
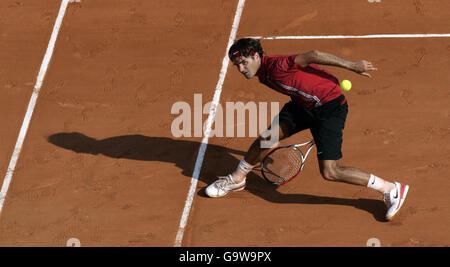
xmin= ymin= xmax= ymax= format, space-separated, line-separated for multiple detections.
xmin=229 ymin=119 xmax=292 ymax=184
xmin=227 ymin=99 xmax=314 ymax=183
xmin=318 ymin=160 xmax=394 ymax=192
xmin=205 ymin=101 xmax=311 ymax=198
xmin=205 ymin=119 xmax=292 ymax=198
xmin=318 ymin=159 xmax=409 ymax=220
xmin=312 ymin=96 xmax=409 ymax=220
xmin=312 ymin=98 xmax=397 ymax=192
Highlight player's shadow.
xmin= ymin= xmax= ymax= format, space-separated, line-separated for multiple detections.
xmin=243 ymin=172 xmax=387 ymax=222
xmin=47 ymin=132 xmax=387 ymax=222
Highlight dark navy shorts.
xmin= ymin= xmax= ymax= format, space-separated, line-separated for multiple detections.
xmin=279 ymin=95 xmax=348 ymax=160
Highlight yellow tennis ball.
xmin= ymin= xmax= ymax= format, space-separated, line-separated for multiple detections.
xmin=340 ymin=80 xmax=352 ymax=91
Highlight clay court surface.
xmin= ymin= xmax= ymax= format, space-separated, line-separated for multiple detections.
xmin=0 ymin=0 xmax=449 ymax=246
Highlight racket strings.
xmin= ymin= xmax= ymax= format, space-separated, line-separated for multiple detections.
xmin=262 ymin=147 xmax=303 ymax=184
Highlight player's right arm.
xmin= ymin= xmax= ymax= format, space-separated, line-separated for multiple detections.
xmin=294 ymin=50 xmax=377 ymax=77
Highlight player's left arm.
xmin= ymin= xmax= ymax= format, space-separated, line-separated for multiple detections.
xmin=294 ymin=50 xmax=377 ymax=77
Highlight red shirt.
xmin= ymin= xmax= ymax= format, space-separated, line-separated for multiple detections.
xmin=258 ymin=54 xmax=343 ymax=110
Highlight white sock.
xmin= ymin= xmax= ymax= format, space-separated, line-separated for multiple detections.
xmin=367 ymin=174 xmax=394 ymax=194
xmin=231 ymin=159 xmax=254 ymax=182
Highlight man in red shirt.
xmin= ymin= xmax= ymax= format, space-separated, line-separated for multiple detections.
xmin=206 ymin=38 xmax=409 ymax=221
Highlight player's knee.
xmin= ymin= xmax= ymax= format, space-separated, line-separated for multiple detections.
xmin=259 ymin=129 xmax=271 ymax=141
xmin=260 ymin=126 xmax=288 ymax=141
xmin=258 ymin=130 xmax=279 ymax=149
xmin=320 ymin=166 xmax=339 ymax=181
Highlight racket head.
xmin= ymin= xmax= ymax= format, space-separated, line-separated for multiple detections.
xmin=261 ymin=146 xmax=305 ymax=185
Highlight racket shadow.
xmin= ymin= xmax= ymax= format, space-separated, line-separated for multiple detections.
xmin=244 ymin=172 xmax=388 ymax=222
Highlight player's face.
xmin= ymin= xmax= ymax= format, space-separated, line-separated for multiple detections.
xmin=232 ymin=54 xmax=260 ymax=79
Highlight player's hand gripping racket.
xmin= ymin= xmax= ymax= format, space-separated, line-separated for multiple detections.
xmin=260 ymin=140 xmax=315 ymax=185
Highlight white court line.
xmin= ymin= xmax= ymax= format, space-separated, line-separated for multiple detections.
xmin=251 ymin=33 xmax=450 ymax=40
xmin=0 ymin=0 xmax=71 ymax=216
xmin=174 ymin=0 xmax=247 ymax=247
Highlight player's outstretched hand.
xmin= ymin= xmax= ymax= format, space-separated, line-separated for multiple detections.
xmin=351 ymin=60 xmax=377 ymax=78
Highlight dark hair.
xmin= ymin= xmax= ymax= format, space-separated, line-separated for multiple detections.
xmin=228 ymin=38 xmax=264 ymax=60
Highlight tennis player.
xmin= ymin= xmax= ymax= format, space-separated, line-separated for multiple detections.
xmin=206 ymin=38 xmax=409 ymax=221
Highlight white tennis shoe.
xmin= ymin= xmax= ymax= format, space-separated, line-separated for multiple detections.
xmin=384 ymin=182 xmax=409 ymax=221
xmin=205 ymin=175 xmax=246 ymax=198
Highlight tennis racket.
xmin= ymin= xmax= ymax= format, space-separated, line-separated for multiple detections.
xmin=260 ymin=140 xmax=315 ymax=185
